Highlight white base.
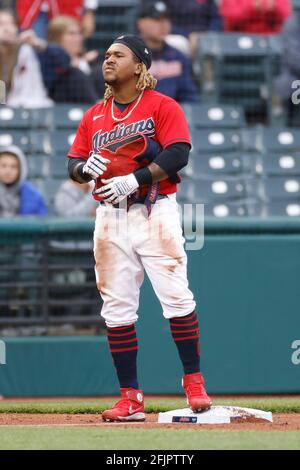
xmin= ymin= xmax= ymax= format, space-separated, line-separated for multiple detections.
xmin=158 ymin=406 xmax=273 ymax=424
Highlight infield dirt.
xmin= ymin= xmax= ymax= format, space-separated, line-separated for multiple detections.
xmin=0 ymin=413 xmax=299 ymax=431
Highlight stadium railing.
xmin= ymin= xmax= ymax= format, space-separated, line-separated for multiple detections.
xmin=0 ymin=218 xmax=102 ymax=328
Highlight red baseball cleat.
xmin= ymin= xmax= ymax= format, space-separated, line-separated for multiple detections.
xmin=182 ymin=372 xmax=212 ymax=412
xmin=102 ymin=388 xmax=145 ymax=422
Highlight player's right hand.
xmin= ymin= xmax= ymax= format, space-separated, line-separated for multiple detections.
xmin=82 ymin=153 xmax=110 ymax=179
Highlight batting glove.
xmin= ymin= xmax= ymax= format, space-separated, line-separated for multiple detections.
xmin=95 ymin=174 xmax=139 ymax=204
xmin=82 ymin=153 xmax=110 ymax=179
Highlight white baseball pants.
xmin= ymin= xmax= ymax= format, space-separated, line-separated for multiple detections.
xmin=93 ymin=194 xmax=196 ymax=328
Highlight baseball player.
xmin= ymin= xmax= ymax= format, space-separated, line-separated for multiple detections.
xmin=67 ymin=34 xmax=212 ymax=422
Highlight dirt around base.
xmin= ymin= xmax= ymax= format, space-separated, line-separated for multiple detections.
xmin=0 ymin=413 xmax=299 ymax=431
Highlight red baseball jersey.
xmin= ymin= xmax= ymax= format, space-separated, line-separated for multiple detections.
xmin=68 ymin=89 xmax=191 ymax=201
xmin=17 ymin=0 xmax=84 ymax=30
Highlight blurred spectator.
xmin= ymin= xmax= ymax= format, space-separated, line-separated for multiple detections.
xmin=41 ymin=15 xmax=103 ymax=103
xmin=16 ymin=0 xmax=98 ymax=40
xmin=81 ymin=0 xmax=98 ymax=38
xmin=0 ymin=146 xmax=47 ymax=217
xmin=137 ymin=2 xmax=199 ymax=103
xmin=151 ymin=0 xmax=222 ymax=54
xmin=0 ymin=8 xmax=53 ymax=107
xmin=54 ymin=180 xmax=97 ymax=217
xmin=160 ymin=0 xmax=222 ymax=35
xmin=14 ymin=17 xmax=102 ymax=104
xmin=220 ymin=0 xmax=291 ymax=34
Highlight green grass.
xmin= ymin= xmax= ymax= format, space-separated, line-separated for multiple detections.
xmin=0 ymin=428 xmax=299 ymax=450
xmin=0 ymin=396 xmax=299 ymax=414
xmin=0 ymin=397 xmax=299 ymax=450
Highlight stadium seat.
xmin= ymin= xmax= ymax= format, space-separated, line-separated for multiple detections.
xmin=245 ymin=177 xmax=267 ymax=201
xmin=29 ymin=131 xmax=52 ymax=155
xmin=196 ymin=33 xmax=279 ymax=121
xmin=239 ymin=152 xmax=261 ymax=175
xmin=181 ymin=104 xmax=246 ymax=129
xmin=200 ymin=32 xmax=271 ymax=57
xmin=30 ymin=131 xmax=76 ymax=155
xmin=259 ymin=128 xmax=300 ymax=153
xmin=180 ymin=199 xmax=249 ymax=219
xmin=246 ymin=200 xmax=266 ymax=217
xmin=259 ymin=153 xmax=300 ymax=176
xmin=190 ymin=129 xmax=242 ymax=153
xmin=240 ymin=125 xmax=264 ymax=152
xmin=176 ymin=179 xmax=199 ymax=203
xmin=0 ymin=130 xmax=30 ymax=152
xmin=204 ymin=201 xmax=248 ymax=217
xmin=265 ymin=201 xmax=300 ymax=217
xmin=52 ymin=104 xmax=89 ymax=129
xmin=0 ymin=107 xmax=31 ymax=129
xmin=31 ymin=178 xmax=62 ymax=211
xmin=27 ymin=155 xmax=51 ymax=179
xmin=177 ymin=176 xmax=248 ymax=203
xmin=184 ymin=151 xmax=244 ymax=178
xmin=247 ymin=200 xmax=300 ymax=217
xmin=30 ymin=108 xmax=54 ymax=130
xmin=243 ymin=126 xmax=300 ymax=154
xmin=263 ymin=176 xmax=300 ymax=200
xmin=48 ymin=154 xmax=69 ymax=179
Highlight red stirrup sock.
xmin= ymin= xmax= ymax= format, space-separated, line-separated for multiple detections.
xmin=169 ymin=311 xmax=200 ymax=374
xmin=106 ymin=323 xmax=138 ymax=389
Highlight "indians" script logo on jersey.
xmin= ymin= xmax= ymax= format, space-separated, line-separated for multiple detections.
xmin=92 ymin=117 xmax=155 ymax=153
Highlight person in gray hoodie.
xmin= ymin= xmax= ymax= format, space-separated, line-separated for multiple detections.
xmin=0 ymin=145 xmax=47 ymax=217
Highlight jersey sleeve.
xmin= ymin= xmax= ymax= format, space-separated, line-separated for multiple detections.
xmin=67 ymin=111 xmax=90 ymax=160
xmin=155 ymin=98 xmax=191 ymax=149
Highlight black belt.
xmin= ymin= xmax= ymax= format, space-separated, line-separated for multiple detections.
xmin=99 ymin=194 xmax=167 ymax=209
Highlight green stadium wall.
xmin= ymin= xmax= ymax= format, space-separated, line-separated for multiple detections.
xmin=0 ymin=218 xmax=299 ymax=396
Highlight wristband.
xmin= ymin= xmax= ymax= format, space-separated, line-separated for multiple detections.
xmin=75 ymin=162 xmax=93 ymax=183
xmin=133 ymin=167 xmax=153 ymax=186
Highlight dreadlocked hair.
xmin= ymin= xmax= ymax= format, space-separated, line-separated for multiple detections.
xmin=104 ymin=63 xmax=157 ymax=103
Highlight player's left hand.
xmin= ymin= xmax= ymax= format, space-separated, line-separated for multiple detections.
xmin=95 ymin=174 xmax=139 ymax=204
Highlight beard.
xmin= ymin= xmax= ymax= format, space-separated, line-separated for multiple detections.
xmin=104 ymin=77 xmax=118 ymax=86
